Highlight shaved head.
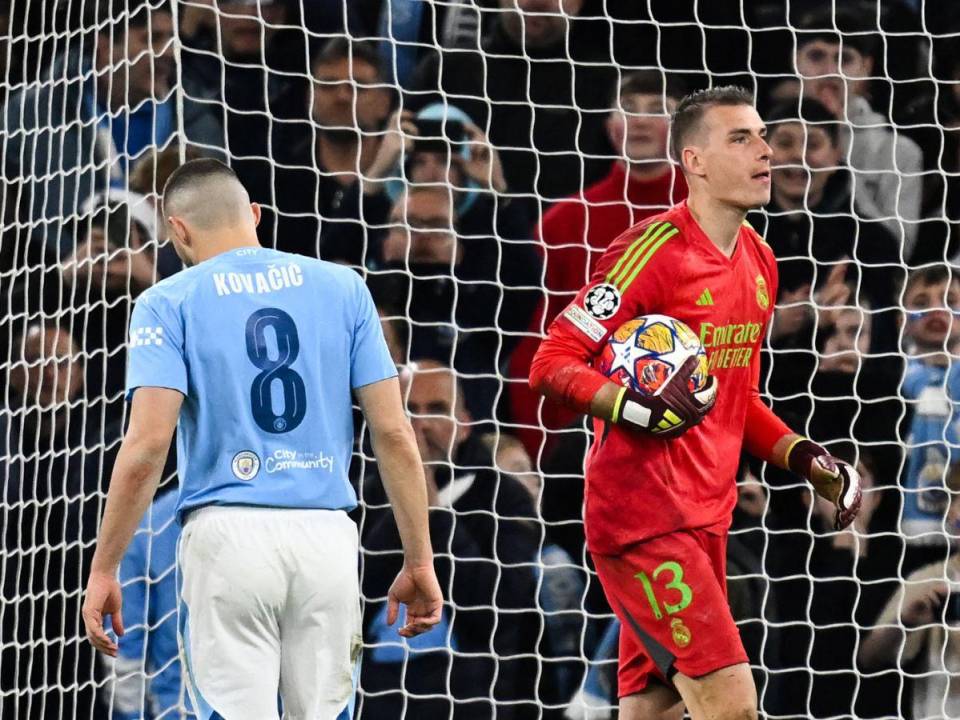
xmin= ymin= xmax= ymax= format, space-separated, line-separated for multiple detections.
xmin=162 ymin=158 xmax=251 ymax=230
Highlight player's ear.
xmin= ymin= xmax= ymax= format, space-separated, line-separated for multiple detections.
xmin=681 ymin=146 xmax=705 ymax=178
xmin=166 ymin=216 xmax=189 ymax=247
xmin=250 ymin=202 xmax=262 ymax=228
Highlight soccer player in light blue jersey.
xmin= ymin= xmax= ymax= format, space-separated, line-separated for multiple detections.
xmin=82 ymin=159 xmax=443 ymax=719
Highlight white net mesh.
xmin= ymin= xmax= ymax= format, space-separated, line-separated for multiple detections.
xmin=1 ymin=1 xmax=960 ymax=718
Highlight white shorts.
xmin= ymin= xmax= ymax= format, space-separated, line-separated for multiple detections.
xmin=177 ymin=506 xmax=362 ymax=720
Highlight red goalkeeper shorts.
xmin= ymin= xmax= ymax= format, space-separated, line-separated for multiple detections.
xmin=592 ymin=528 xmax=748 ymax=698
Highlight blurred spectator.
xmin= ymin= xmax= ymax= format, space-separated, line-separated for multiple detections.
xmin=129 ymin=144 xmax=204 ymax=279
xmin=0 ymin=5 xmax=8 ymax=100
xmin=563 ymin=619 xmax=618 ymax=720
xmin=858 ymin=493 xmax=960 ymax=719
xmin=508 ymin=69 xmax=688 ymax=456
xmin=180 ymin=0 xmax=307 ymax=204
xmin=770 ymin=450 xmax=899 ymax=718
xmin=61 ymin=192 xmax=159 ymax=424
xmin=1 ymin=323 xmax=111 ymax=719
xmin=410 ymin=0 xmax=618 ymax=205
xmin=365 ymin=102 xmax=531 ymax=243
xmin=793 ymin=8 xmax=923 ymax=256
xmin=107 ymin=488 xmax=188 ymax=720
xmin=898 ymin=266 xmax=960 ymax=552
xmin=806 ymin=302 xmax=903 ymax=470
xmin=728 ymin=469 xmax=783 ymax=711
xmin=899 ymin=39 xmax=960 ymax=266
xmin=483 ymin=431 xmax=589 ymax=707
xmin=0 ymin=176 xmax=61 ymax=352
xmin=260 ymin=37 xmax=392 ymax=264
xmin=369 ymin=185 xmax=539 ymax=421
xmin=756 ymin=99 xmax=901 ymax=411
xmin=1 ymin=1 xmax=224 ymax=254
xmin=360 ymin=360 xmax=539 ymax=719
xmin=376 ymin=0 xmax=485 ymax=88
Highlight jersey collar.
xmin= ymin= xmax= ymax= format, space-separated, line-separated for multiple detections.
xmin=677 ymin=199 xmax=744 ymax=267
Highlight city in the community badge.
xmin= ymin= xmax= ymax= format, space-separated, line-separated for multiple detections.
xmin=584 ymin=283 xmax=621 ymax=320
xmin=231 ymin=451 xmax=260 ymax=481
xmin=755 ymin=274 xmax=769 ymax=310
xmin=671 ymin=617 xmax=692 ymax=648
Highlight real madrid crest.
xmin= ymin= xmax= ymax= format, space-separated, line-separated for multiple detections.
xmin=670 ymin=617 xmax=691 ymax=648
xmin=755 ymin=274 xmax=769 ymax=310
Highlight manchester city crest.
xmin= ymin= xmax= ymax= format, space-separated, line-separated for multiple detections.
xmin=232 ymin=451 xmax=260 ymax=481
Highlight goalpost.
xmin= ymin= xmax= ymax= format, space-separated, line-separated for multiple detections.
xmin=1 ymin=1 xmax=957 ymax=718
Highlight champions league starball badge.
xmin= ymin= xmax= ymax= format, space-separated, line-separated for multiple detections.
xmin=583 ymin=283 xmax=621 ymax=320
xmin=231 ymin=451 xmax=261 ymax=481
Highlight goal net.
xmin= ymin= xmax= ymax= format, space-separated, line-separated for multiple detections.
xmin=1 ymin=0 xmax=958 ymax=718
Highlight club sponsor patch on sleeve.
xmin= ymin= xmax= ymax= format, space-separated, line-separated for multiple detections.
xmin=562 ymin=305 xmax=607 ymax=341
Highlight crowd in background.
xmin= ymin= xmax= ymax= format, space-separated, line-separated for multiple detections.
xmin=2 ymin=0 xmax=960 ymax=718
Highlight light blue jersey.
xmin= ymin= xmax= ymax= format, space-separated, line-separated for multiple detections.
xmin=900 ymin=358 xmax=960 ymax=542
xmin=125 ymin=247 xmax=397 ymax=522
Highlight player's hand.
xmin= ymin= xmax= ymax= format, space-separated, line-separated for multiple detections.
xmin=82 ymin=570 xmax=124 ymax=657
xmin=386 ymin=562 xmax=444 ymax=638
xmin=613 ymin=356 xmax=718 ymax=439
xmin=789 ymin=439 xmax=862 ymax=530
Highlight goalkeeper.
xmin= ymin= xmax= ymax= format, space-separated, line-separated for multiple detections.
xmin=529 ymin=87 xmax=862 ymax=720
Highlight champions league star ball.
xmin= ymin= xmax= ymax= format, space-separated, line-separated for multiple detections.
xmin=597 ymin=315 xmax=708 ymax=396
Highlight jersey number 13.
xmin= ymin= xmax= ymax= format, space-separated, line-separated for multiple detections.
xmin=245 ymin=307 xmax=307 ymax=434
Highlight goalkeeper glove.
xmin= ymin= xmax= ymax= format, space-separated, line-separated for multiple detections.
xmin=611 ymin=356 xmax=718 ymax=439
xmin=787 ymin=439 xmax=862 ymax=530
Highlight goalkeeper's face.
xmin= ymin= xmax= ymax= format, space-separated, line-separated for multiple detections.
xmin=688 ymin=104 xmax=772 ymax=212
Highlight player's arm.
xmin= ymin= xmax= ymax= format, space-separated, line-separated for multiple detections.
xmin=83 ymin=387 xmax=182 ymax=656
xmin=529 ymin=278 xmax=716 ymax=438
xmin=355 ymin=376 xmax=443 ymax=638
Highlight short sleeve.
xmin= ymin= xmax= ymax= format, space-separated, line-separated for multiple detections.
xmin=349 ymin=277 xmax=398 ymax=389
xmin=125 ymin=291 xmax=188 ymax=399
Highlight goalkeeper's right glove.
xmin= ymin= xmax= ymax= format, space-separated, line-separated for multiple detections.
xmin=610 ymin=356 xmax=718 ymax=439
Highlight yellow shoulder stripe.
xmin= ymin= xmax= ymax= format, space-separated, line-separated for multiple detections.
xmin=605 ymin=222 xmax=676 ymax=292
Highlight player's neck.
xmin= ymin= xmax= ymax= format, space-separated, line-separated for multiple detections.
xmin=192 ymin=232 xmax=262 ymax=264
xmin=685 ymin=193 xmax=745 ymax=258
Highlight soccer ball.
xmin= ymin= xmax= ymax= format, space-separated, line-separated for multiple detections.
xmin=596 ymin=314 xmax=708 ymax=396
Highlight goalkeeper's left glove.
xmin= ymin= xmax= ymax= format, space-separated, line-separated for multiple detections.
xmin=787 ymin=439 xmax=862 ymax=530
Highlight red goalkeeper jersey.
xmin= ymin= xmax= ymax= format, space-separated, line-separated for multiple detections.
xmin=530 ymin=201 xmax=781 ymax=556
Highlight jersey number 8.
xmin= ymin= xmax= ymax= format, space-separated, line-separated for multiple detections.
xmin=245 ymin=307 xmax=307 ymax=434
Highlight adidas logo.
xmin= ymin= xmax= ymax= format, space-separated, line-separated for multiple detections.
xmin=695 ymin=288 xmax=714 ymax=306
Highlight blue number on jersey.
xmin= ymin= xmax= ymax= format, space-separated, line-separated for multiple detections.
xmin=245 ymin=307 xmax=307 ymax=434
